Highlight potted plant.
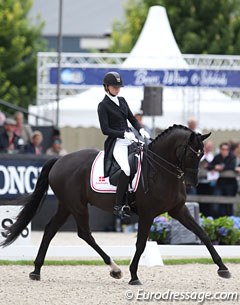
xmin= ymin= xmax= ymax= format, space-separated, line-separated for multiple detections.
xmin=201 ymin=216 xmax=240 ymax=245
xmin=149 ymin=213 xmax=171 ymax=244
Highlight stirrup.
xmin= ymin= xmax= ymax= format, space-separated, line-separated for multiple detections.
xmin=113 ymin=205 xmax=130 ymax=218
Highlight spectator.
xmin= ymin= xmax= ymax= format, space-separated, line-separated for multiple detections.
xmin=233 ymin=142 xmax=240 ymax=193
xmin=14 ymin=111 xmax=32 ymax=144
xmin=24 ymin=130 xmax=43 ymax=155
xmin=46 ymin=137 xmax=67 ymax=157
xmin=0 ymin=118 xmax=24 ymax=153
xmin=208 ymin=142 xmax=237 ymax=217
xmin=233 ymin=142 xmax=240 ymax=168
xmin=187 ymin=117 xmax=202 ymax=133
xmin=197 ymin=140 xmax=215 ymax=216
xmin=0 ymin=111 xmax=6 ymax=125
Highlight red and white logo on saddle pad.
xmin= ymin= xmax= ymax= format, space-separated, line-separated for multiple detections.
xmin=90 ymin=151 xmax=142 ymax=193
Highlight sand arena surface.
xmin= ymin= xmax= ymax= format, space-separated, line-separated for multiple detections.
xmin=1 ymin=264 xmax=240 ymax=305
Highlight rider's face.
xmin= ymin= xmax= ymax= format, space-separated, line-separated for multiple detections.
xmin=108 ymin=85 xmax=121 ymax=96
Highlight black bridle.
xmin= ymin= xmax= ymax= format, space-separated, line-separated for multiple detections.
xmin=143 ymin=136 xmax=203 ymax=180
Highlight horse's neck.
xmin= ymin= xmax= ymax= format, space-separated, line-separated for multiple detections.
xmin=150 ymin=136 xmax=177 ymax=162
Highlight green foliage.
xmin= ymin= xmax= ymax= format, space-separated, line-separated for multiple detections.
xmin=0 ymin=0 xmax=46 ymax=109
xmin=149 ymin=214 xmax=240 ymax=245
xmin=110 ymin=0 xmax=240 ymax=55
xmin=201 ymin=216 xmax=240 ymax=245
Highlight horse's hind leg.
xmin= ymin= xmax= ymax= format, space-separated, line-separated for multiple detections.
xmin=29 ymin=203 xmax=70 ymax=281
xmin=73 ymin=207 xmax=123 ymax=280
xmin=169 ymin=205 xmax=231 ymax=278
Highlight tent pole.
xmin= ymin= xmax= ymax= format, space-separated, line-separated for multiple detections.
xmin=56 ymin=0 xmax=63 ymax=128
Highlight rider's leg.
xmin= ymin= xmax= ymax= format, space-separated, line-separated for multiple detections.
xmin=113 ymin=139 xmax=131 ymax=218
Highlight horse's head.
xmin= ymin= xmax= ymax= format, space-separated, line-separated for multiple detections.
xmin=176 ymin=131 xmax=211 ymax=186
xmin=148 ymin=125 xmax=211 ymax=187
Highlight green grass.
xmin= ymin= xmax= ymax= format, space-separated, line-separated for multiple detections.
xmin=0 ymin=258 xmax=240 ymax=266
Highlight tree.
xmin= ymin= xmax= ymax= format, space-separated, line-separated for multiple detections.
xmin=0 ymin=0 xmax=46 ymax=110
xmin=110 ymin=0 xmax=240 ymax=55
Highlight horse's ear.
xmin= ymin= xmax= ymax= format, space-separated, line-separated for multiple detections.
xmin=201 ymin=132 xmax=211 ymax=141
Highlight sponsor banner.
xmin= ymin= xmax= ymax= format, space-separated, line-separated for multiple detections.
xmin=0 ymin=206 xmax=31 ymax=245
xmin=0 ymin=157 xmax=54 ymax=198
xmin=49 ymin=67 xmax=240 ymax=89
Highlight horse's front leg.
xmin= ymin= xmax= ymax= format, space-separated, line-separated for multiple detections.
xmin=169 ymin=205 xmax=231 ymax=278
xmin=129 ymin=216 xmax=153 ymax=285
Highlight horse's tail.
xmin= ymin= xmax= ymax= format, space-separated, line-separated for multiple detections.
xmin=0 ymin=158 xmax=58 ymax=247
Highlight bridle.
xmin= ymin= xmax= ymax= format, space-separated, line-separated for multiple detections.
xmin=144 ymin=135 xmax=204 ymax=180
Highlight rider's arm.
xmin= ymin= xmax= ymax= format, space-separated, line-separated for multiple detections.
xmin=97 ymin=103 xmax=124 ymax=138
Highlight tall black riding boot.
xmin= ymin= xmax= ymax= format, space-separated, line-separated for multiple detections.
xmin=114 ymin=171 xmax=130 ymax=218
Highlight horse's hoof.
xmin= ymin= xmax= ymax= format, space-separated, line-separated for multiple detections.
xmin=128 ymin=279 xmax=142 ymax=285
xmin=110 ymin=270 xmax=123 ymax=279
xmin=218 ymin=269 xmax=231 ymax=279
xmin=29 ymin=272 xmax=41 ymax=281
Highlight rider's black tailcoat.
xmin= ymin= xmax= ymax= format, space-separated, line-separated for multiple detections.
xmin=98 ymin=95 xmax=141 ymax=177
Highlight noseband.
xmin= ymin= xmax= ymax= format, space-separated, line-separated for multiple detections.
xmin=177 ymin=138 xmax=203 ymax=177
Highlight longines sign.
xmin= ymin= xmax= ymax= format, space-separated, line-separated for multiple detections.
xmin=0 ymin=157 xmax=53 ymax=198
xmin=49 ymin=67 xmax=240 ymax=89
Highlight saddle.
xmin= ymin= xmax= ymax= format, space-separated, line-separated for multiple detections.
xmin=90 ymin=143 xmax=142 ymax=194
xmin=108 ymin=142 xmax=141 ymax=186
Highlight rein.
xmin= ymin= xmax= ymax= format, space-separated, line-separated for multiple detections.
xmin=144 ymin=146 xmax=184 ymax=179
xmin=143 ymin=136 xmax=203 ymax=180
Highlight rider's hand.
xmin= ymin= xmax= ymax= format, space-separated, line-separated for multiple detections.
xmin=139 ymin=128 xmax=150 ymax=139
xmin=124 ymin=131 xmax=136 ymax=141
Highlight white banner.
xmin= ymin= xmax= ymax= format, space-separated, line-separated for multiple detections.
xmin=0 ymin=206 xmax=31 ymax=245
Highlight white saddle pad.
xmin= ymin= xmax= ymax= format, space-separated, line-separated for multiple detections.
xmin=90 ymin=151 xmax=142 ymax=193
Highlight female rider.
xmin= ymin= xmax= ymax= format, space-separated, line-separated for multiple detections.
xmin=97 ymin=71 xmax=150 ymax=218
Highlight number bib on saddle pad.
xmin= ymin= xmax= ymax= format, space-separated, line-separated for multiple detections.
xmin=90 ymin=151 xmax=142 ymax=193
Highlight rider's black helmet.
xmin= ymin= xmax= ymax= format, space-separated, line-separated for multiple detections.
xmin=103 ymin=72 xmax=124 ymax=87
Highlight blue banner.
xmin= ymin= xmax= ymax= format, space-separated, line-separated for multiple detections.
xmin=49 ymin=67 xmax=240 ymax=88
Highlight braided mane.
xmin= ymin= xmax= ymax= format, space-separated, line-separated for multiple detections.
xmin=149 ymin=124 xmax=191 ymax=149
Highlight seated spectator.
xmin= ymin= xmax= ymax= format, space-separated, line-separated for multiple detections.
xmin=14 ymin=111 xmax=32 ymax=144
xmin=46 ymin=137 xmax=67 ymax=157
xmin=24 ymin=130 xmax=43 ymax=155
xmin=0 ymin=118 xmax=24 ymax=153
xmin=208 ymin=142 xmax=237 ymax=217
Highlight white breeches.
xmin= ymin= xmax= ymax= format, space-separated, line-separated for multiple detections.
xmin=113 ymin=138 xmax=131 ymax=176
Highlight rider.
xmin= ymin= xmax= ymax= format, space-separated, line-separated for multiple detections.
xmin=97 ymin=71 xmax=150 ymax=218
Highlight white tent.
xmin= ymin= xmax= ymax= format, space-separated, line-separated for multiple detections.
xmin=29 ymin=6 xmax=240 ymax=130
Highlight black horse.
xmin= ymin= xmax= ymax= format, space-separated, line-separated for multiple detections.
xmin=1 ymin=125 xmax=231 ymax=284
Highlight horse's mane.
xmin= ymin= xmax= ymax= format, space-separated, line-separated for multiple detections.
xmin=149 ymin=124 xmax=191 ymax=149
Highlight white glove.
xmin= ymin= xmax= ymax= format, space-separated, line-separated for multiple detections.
xmin=139 ymin=128 xmax=150 ymax=139
xmin=124 ymin=131 xmax=136 ymax=141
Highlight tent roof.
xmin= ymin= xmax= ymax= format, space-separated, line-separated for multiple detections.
xmin=123 ymin=6 xmax=187 ymax=69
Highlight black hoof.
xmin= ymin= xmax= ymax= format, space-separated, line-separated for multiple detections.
xmin=218 ymin=269 xmax=231 ymax=279
xmin=110 ymin=270 xmax=123 ymax=279
xmin=129 ymin=279 xmax=142 ymax=285
xmin=29 ymin=272 xmax=41 ymax=281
